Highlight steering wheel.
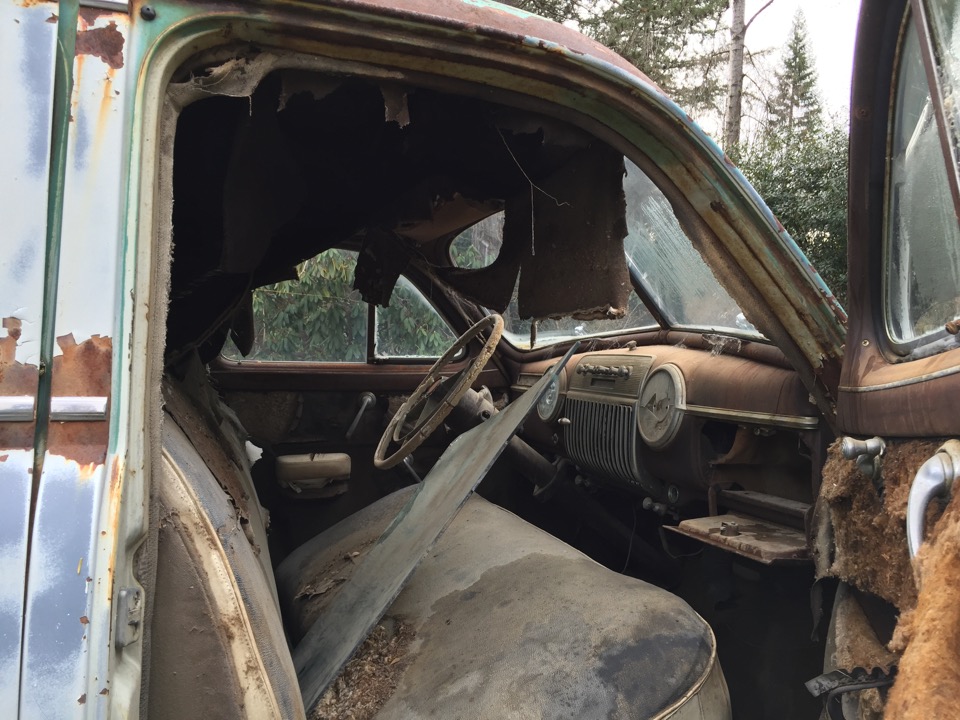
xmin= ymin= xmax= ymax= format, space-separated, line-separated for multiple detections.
xmin=373 ymin=314 xmax=504 ymax=470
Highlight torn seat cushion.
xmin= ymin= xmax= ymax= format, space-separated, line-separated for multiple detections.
xmin=277 ymin=487 xmax=730 ymax=719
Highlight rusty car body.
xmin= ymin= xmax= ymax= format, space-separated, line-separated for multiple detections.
xmin=1 ymin=0 xmax=959 ymax=717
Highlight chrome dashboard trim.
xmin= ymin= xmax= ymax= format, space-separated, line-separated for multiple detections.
xmin=838 ymin=363 xmax=960 ymax=392
xmin=682 ymin=404 xmax=819 ymax=430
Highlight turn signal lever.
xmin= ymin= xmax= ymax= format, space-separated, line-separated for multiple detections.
xmin=345 ymin=392 xmax=377 ymax=440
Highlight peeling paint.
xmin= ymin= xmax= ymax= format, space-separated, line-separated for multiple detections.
xmin=0 ymin=334 xmax=111 ymax=464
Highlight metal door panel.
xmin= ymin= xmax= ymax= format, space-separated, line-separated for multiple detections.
xmin=17 ymin=8 xmax=131 ymax=718
xmin=0 ymin=4 xmax=58 ymax=718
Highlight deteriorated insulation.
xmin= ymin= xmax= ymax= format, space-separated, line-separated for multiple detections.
xmin=816 ymin=438 xmax=960 ymax=719
xmin=817 ymin=439 xmax=941 ymax=610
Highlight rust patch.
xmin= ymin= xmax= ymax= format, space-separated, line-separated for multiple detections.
xmin=45 ymin=12 xmax=56 ymax=23
xmin=46 ymin=334 xmax=112 ymax=466
xmin=79 ymin=615 xmax=89 ymax=625
xmin=1 ymin=317 xmax=23 ymax=354
xmin=77 ymin=694 xmax=86 ymax=705
xmin=78 ymin=7 xmax=104 ymax=24
xmin=0 ymin=455 xmax=7 ymax=463
xmin=75 ymin=21 xmax=124 ymax=70
xmin=0 ymin=318 xmax=37 ymax=452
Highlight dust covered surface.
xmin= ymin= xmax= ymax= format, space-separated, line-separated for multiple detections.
xmin=819 ymin=438 xmax=943 ymax=609
xmin=311 ymin=619 xmax=413 ymax=720
xmin=884 ymin=489 xmax=960 ymax=719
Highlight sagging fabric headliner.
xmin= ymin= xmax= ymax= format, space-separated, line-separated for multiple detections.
xmin=165 ymin=53 xmax=632 ymax=361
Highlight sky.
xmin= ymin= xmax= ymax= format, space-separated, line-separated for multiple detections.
xmin=745 ymin=0 xmax=863 ymax=115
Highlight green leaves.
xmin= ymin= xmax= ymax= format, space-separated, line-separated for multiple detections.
xmin=736 ymin=122 xmax=849 ymax=305
xmin=237 ymin=249 xmax=457 ymax=362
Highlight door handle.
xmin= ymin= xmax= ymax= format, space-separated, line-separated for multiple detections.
xmin=906 ymin=440 xmax=960 ymax=558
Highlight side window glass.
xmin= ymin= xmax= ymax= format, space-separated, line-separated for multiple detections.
xmin=884 ymin=12 xmax=960 ymax=350
xmin=449 ymin=213 xmax=504 ymax=269
xmin=226 ymin=248 xmax=455 ymax=362
xmin=374 ymin=276 xmax=457 ymax=358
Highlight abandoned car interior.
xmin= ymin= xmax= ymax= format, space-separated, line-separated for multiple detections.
xmin=146 ymin=38 xmax=843 ymax=719
xmin=12 ymin=0 xmax=960 ymax=718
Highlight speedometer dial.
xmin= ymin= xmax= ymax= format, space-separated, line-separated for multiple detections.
xmin=637 ymin=364 xmax=685 ymax=449
xmin=537 ymin=366 xmax=567 ymax=422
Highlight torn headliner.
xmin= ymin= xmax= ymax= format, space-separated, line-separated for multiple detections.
xmin=165 ymin=52 xmax=632 ymax=361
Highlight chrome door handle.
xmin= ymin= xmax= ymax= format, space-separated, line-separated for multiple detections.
xmin=907 ymin=440 xmax=960 ymax=558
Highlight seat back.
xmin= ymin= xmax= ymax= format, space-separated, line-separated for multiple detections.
xmin=147 ymin=366 xmax=304 ymax=719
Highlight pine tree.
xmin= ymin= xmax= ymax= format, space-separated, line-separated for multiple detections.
xmin=581 ymin=0 xmax=727 ymax=109
xmin=502 ymin=0 xmax=728 ymax=116
xmin=767 ymin=10 xmax=822 ymax=139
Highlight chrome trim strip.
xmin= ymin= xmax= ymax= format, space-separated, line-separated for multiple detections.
xmin=0 ymin=396 xmax=35 ymax=422
xmin=683 ymin=404 xmax=819 ymax=430
xmin=50 ymin=396 xmax=108 ymax=421
xmin=839 ymin=364 xmax=960 ymax=393
xmin=79 ymin=0 xmax=129 ymax=12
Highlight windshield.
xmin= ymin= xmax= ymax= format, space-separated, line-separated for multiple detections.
xmin=449 ymin=158 xmax=760 ymax=348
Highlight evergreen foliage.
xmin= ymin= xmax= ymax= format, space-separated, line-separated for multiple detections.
xmin=734 ymin=9 xmax=848 ymax=306
xmin=502 ymin=0 xmax=728 ymax=115
xmin=766 ymin=10 xmax=823 ymax=139
xmin=581 ymin=0 xmax=728 ymax=112
xmin=735 ymin=121 xmax=849 ymax=305
xmin=235 ymin=249 xmax=455 ymax=361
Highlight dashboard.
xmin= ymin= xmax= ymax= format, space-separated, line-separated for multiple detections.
xmin=514 ymin=344 xmax=822 ymax=509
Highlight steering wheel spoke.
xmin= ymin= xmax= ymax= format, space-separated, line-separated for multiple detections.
xmin=374 ymin=314 xmax=504 ymax=469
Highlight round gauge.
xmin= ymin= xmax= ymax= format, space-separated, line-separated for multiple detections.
xmin=537 ymin=366 xmax=567 ymax=422
xmin=637 ymin=364 xmax=686 ymax=450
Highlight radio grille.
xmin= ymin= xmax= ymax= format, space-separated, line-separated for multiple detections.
xmin=565 ymin=397 xmax=642 ymax=485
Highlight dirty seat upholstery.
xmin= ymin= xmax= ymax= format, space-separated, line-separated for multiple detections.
xmin=151 ymin=363 xmax=729 ymax=719
xmin=277 ymin=486 xmax=730 ymax=719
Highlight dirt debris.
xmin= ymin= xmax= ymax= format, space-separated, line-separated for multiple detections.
xmin=311 ymin=618 xmax=413 ymax=720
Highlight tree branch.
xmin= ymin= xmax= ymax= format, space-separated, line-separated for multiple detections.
xmin=744 ymin=0 xmax=775 ymax=33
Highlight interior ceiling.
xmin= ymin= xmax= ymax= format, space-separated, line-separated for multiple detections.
xmin=166 ymin=63 xmax=631 ymax=361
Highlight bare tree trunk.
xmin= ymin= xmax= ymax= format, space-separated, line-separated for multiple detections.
xmin=723 ymin=0 xmax=775 ymax=150
xmin=723 ymin=0 xmax=745 ymax=150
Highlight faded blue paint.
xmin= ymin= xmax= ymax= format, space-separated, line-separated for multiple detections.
xmin=19 ymin=457 xmax=102 ymax=719
xmin=0 ymin=455 xmax=32 ymax=720
xmin=0 ymin=4 xmax=58 ymax=717
xmin=459 ymin=0 xmax=537 ymax=20
xmin=20 ymin=15 xmax=57 ymax=179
